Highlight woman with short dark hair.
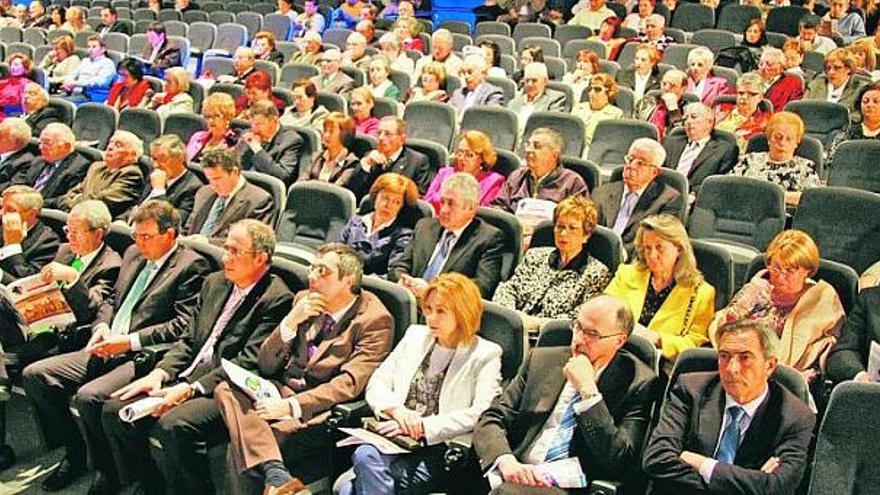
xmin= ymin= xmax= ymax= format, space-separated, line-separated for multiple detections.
xmin=107 ymin=58 xmax=150 ymax=110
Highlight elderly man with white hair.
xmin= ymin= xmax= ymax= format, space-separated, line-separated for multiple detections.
xmin=414 ymin=29 xmax=464 ymax=78
xmin=636 ymin=13 xmax=676 ymax=52
xmin=635 ymin=69 xmax=690 ymax=141
xmin=450 ymin=54 xmax=505 ymax=115
xmin=22 ymin=82 xmax=62 ymax=136
xmin=342 ymin=31 xmax=372 ymax=73
xmin=218 ymin=47 xmax=257 ymax=85
xmin=379 ymin=32 xmax=414 ymax=77
xmin=686 ymin=46 xmax=732 ymax=106
xmin=759 ymin=47 xmax=804 ymax=113
xmin=59 ymin=130 xmax=146 ymax=219
xmin=0 ymin=118 xmax=36 ymax=189
xmin=508 ymin=63 xmax=567 ymax=129
xmin=592 ymin=137 xmax=685 ymax=250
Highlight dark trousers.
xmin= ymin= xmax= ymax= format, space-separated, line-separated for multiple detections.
xmin=102 ymin=395 xmax=226 ymax=495
xmin=21 ymin=350 xmax=134 ymax=477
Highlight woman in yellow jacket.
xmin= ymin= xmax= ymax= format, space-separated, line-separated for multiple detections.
xmin=605 ymin=214 xmax=716 ymax=364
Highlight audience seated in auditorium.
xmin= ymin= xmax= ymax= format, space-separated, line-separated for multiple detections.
xmin=474 ymin=294 xmax=658 ymax=492
xmin=663 ymin=103 xmax=738 ymax=199
xmin=26 ymin=1 xmax=51 ymax=29
xmin=368 ymin=57 xmax=401 ymax=102
xmin=281 ymin=79 xmax=329 ymax=132
xmin=212 ymin=242 xmax=391 ymax=495
xmin=40 ymin=35 xmax=80 ymax=92
xmin=450 ymin=55 xmax=504 ymax=116
xmin=147 ymin=67 xmax=194 ymax=119
xmin=184 ymin=148 xmax=274 ymax=239
xmin=97 ymin=6 xmax=130 ymax=35
xmin=102 ymin=219 xmax=292 ymax=495
xmin=806 ymin=48 xmax=869 ymax=123
xmin=478 ymin=40 xmax=508 ymax=79
xmin=425 ymin=130 xmax=504 ymax=212
xmin=0 ymin=53 xmax=35 ymax=117
xmin=759 ymin=47 xmax=805 ymax=114
xmin=687 ymin=46 xmax=732 ymax=107
xmin=59 ymin=131 xmax=146 ymax=219
xmin=238 ymin=101 xmax=304 ymax=185
xmin=18 ymin=123 xmax=91 ymax=206
xmin=292 ymin=0 xmax=326 ymax=38
xmin=618 ymin=44 xmax=663 ymax=103
xmin=796 ymin=15 xmax=837 ymax=55
xmin=494 ymin=196 xmax=612 ymax=333
xmin=633 ymin=13 xmax=676 ymax=52
xmin=563 ymin=50 xmax=601 ymax=103
xmin=339 ymin=173 xmax=417 ymax=276
xmin=337 ymin=273 xmax=502 ymax=495
xmin=715 ymin=72 xmax=771 ymax=151
xmin=332 ymin=0 xmax=365 ymax=30
xmin=593 ymin=138 xmax=684 ymax=250
xmin=276 ymin=0 xmax=296 ymax=19
xmin=828 ymin=82 xmax=880 ymax=163
xmin=60 ymin=5 xmax=89 ymax=33
xmin=290 ymin=31 xmax=324 ymax=67
xmin=512 ymin=46 xmax=544 ymax=89
xmin=0 ymin=185 xmax=60 ymax=284
xmin=0 ymin=118 xmax=37 ymax=190
xmin=59 ymin=34 xmax=115 ymax=104
xmin=624 ymin=0 xmax=657 ymax=32
xmin=217 ymin=47 xmax=258 ymax=85
xmin=710 ymin=230 xmax=844 ymax=381
xmin=572 ymin=73 xmax=624 ymax=155
xmin=822 ymin=0 xmax=866 ymax=44
xmin=349 ymin=116 xmax=434 ymax=197
xmin=729 ymin=111 xmax=820 ymax=207
xmin=310 ymin=48 xmax=356 ymax=95
xmin=644 ymin=318 xmax=815 ymax=495
xmin=568 ymin=0 xmax=616 ymax=29
xmin=308 ymin=111 xmax=360 ymax=188
xmin=107 ymin=58 xmax=151 ymax=111
xmin=235 ymin=70 xmax=287 ymax=119
xmin=253 ymin=30 xmax=285 ymax=66
xmin=742 ymin=19 xmax=769 ymax=60
xmin=187 ymin=93 xmax=241 ymax=162
xmin=589 ymin=16 xmax=627 ymax=59
xmin=391 ymin=172 xmax=505 ymax=298
xmin=605 ymin=214 xmax=715 ymax=364
xmin=394 ymin=16 xmax=426 ymax=54
xmin=379 ymin=32 xmax=415 ymax=78
xmin=129 ymin=135 xmax=205 ymax=223
xmin=414 ymin=29 xmax=463 ymax=78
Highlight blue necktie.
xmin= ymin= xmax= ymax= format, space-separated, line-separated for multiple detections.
xmin=422 ymin=230 xmax=454 ymax=281
xmin=110 ymin=261 xmax=156 ymax=335
xmin=544 ymin=392 xmax=583 ymax=462
xmin=715 ymin=406 xmax=745 ymax=464
xmin=199 ymin=196 xmax=225 ymax=236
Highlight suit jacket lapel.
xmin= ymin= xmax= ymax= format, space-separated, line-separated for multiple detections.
xmin=697 ymin=379 xmax=726 ymax=456
xmin=442 ymin=220 xmax=478 ymax=271
xmin=203 ymin=279 xmax=234 ymax=340
xmin=191 ymin=191 xmax=217 ymax=233
xmin=625 ymin=181 xmax=660 ymax=231
xmin=218 ymin=273 xmax=270 ymax=339
xmin=691 ymin=140 xmax=718 ymax=175
xmin=518 ymin=349 xmax=569 ymax=455
xmin=215 ymin=187 xmax=248 ymax=233
xmin=414 ymin=220 xmax=442 ymax=276
xmin=736 ymin=383 xmax=782 ymax=466
xmin=605 ymin=183 xmax=624 ymax=227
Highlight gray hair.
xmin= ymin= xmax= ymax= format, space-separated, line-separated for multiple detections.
xmin=69 ymin=200 xmax=111 ymax=231
xmin=688 ymin=46 xmax=714 ymax=66
xmin=112 ymin=130 xmax=144 ymax=159
xmin=150 ymin=134 xmax=186 ymax=162
xmin=648 ymin=13 xmax=666 ymax=26
xmin=431 ymin=28 xmax=453 ymax=46
xmin=440 ymin=172 xmax=480 ymax=207
xmin=25 ymin=82 xmax=49 ymax=106
xmin=317 ymin=242 xmax=364 ymax=291
xmin=738 ymin=71 xmax=766 ymax=92
xmin=584 ymin=294 xmax=635 ymax=337
xmin=761 ymin=47 xmax=785 ymax=65
xmin=523 ymin=62 xmax=548 ymax=80
xmin=463 ymin=54 xmax=488 ymax=73
xmin=664 ymin=69 xmax=688 ymax=86
xmin=530 ymin=127 xmax=563 ymax=154
xmin=629 ymin=137 xmax=667 ymax=166
xmin=234 ymin=46 xmax=255 ymax=60
xmin=684 ymin=101 xmax=714 ymax=120
xmin=42 ymin=123 xmax=76 ymax=147
xmin=232 ymin=219 xmax=275 ymax=261
xmin=379 ymin=32 xmax=401 ymax=49
xmin=716 ymin=318 xmax=779 ymax=359
xmin=2 ymin=185 xmax=42 ymax=211
xmin=0 ymin=118 xmax=31 ymax=148
xmin=347 ymin=31 xmax=366 ymax=45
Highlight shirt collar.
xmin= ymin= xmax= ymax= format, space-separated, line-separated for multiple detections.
xmin=724 ymin=384 xmax=769 ymax=419
xmin=221 ymin=176 xmax=247 ymax=202
xmin=329 ymin=294 xmax=358 ymax=323
xmin=77 ymin=242 xmax=104 ymax=271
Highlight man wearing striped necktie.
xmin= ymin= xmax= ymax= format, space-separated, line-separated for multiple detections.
xmin=473 ymin=295 xmax=659 ymax=493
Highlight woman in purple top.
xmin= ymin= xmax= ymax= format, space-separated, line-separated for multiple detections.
xmin=350 ymin=87 xmax=380 ymax=137
xmin=423 ymin=130 xmax=504 ymax=213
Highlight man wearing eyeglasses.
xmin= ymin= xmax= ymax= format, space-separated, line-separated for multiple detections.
xmin=16 ymin=124 xmax=92 ymax=208
xmin=350 ymin=116 xmax=433 ymax=197
xmin=634 ymin=69 xmax=690 ymax=142
xmin=309 ymin=48 xmax=356 ymax=96
xmin=101 ymin=219 xmax=293 ymax=495
xmin=758 ymin=48 xmax=804 ymax=114
xmin=592 ymin=138 xmax=684 ymax=251
xmin=473 ymin=294 xmax=659 ymax=492
xmin=23 ymin=200 xmax=211 ymax=493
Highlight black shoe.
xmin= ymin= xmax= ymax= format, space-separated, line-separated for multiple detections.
xmin=0 ymin=444 xmax=15 ymax=471
xmin=87 ymin=471 xmax=119 ymax=495
xmin=41 ymin=457 xmax=86 ymax=491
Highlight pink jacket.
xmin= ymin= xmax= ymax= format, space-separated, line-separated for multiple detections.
xmin=688 ymin=76 xmax=732 ymax=107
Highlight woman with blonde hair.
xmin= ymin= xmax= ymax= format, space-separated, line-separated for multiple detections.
xmin=806 ymin=47 xmax=869 ymax=122
xmin=40 ymin=35 xmax=80 ymax=90
xmin=349 ymin=86 xmax=380 ymax=137
xmin=405 ymin=62 xmax=448 ymax=103
xmin=710 ymin=230 xmax=844 ymax=379
xmin=186 ymin=92 xmax=240 ymax=161
xmin=61 ymin=5 xmax=88 ymax=33
xmin=423 ymin=130 xmax=504 ymax=211
xmin=849 ymin=38 xmax=877 ymax=77
xmin=605 ymin=214 xmax=716 ymax=363
xmin=338 ymin=172 xmax=419 ymax=275
xmin=335 ymin=273 xmax=502 ymax=494
xmin=149 ymin=67 xmax=194 ymax=118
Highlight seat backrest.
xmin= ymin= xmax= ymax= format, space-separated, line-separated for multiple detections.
xmin=745 ymin=254 xmax=858 ymax=314
xmin=182 ymin=10 xmax=209 ymax=23
xmin=560 ymin=156 xmax=600 ymax=193
xmin=404 ymin=139 xmax=447 ymax=180
xmin=531 ymin=222 xmax=624 ymax=274
xmin=235 ymin=12 xmax=263 ymax=39
xmin=106 ymin=222 xmax=135 ymax=255
xmin=717 ymin=3 xmax=761 ymax=32
xmin=460 ymin=105 xmax=519 ymax=152
xmin=690 ymin=29 xmax=737 ymax=55
xmin=241 ymin=170 xmax=285 ymax=228
xmin=688 ymin=175 xmax=786 ymax=251
xmin=208 ymin=11 xmax=235 ymax=25
xmin=73 ymin=103 xmax=118 ymax=149
xmin=179 ymin=237 xmax=224 ymax=271
xmin=269 ymin=257 xmax=309 ymax=293
xmin=322 ymin=27 xmax=352 ymax=50
xmin=587 ymin=119 xmax=658 ymax=167
xmin=828 ymin=140 xmax=880 ymax=193
xmin=187 ymin=22 xmax=217 ymax=53
xmin=277 ymin=181 xmax=356 ymax=247
xmin=214 ymin=23 xmax=248 ymax=53
xmin=164 ymin=113 xmax=207 ymax=144
xmin=554 ymin=24 xmax=593 ymax=47
xmin=164 ymin=20 xmax=188 ymax=38
xmin=486 ymin=75 xmax=516 ymax=104
xmin=519 ymin=36 xmax=560 ymax=58
xmin=480 ymin=301 xmax=526 ymax=381
xmin=440 ymin=20 xmax=471 ymax=35
xmin=39 ymin=209 xmax=68 ymax=240
xmin=474 ymin=34 xmax=515 ymax=56
xmin=765 ymin=5 xmax=809 ymax=36
xmin=691 ymin=238 xmax=734 ymax=310
xmin=808 ymin=382 xmax=880 ymax=495
xmin=48 ymin=97 xmax=76 ymax=126
xmin=362 ymin=275 xmax=416 ymax=345
xmin=513 ymin=22 xmax=551 ymax=46
xmin=493 ymin=149 xmax=522 ymax=178
xmin=522 ymin=111 xmax=586 ymax=158
xmin=784 ymin=100 xmax=849 ymax=149
xmin=744 ymin=133 xmax=825 ymax=178
xmin=476 ymin=206 xmax=522 ymax=282
xmin=263 ymin=13 xmax=291 ymax=41
xmin=202 ymin=56 xmax=236 ymax=78
xmin=280 ymin=63 xmax=319 ymax=85
xmin=562 ymin=39 xmax=606 ymax=61
xmin=670 ymin=3 xmax=715 ymax=31
xmin=474 ymin=21 xmax=511 ymax=38
xmin=544 ymin=58 xmax=568 ymax=84
xmin=118 ymin=108 xmax=161 ymax=151
xmin=402 ymin=100 xmax=457 ymax=149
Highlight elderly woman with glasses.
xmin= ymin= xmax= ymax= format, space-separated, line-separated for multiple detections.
xmin=604 ymin=214 xmax=715 ymax=363
xmin=806 ymin=48 xmax=870 ymax=123
xmin=186 ymin=93 xmax=240 ymax=162
xmin=423 ymin=130 xmax=504 ymax=212
xmin=493 ymin=196 xmax=612 ymax=334
xmin=828 ymin=82 xmax=880 ymax=163
xmin=715 ymin=72 xmax=771 ymax=151
xmin=710 ymin=230 xmax=844 ymax=381
xmin=572 ymin=73 xmax=624 ymax=156
xmin=729 ymin=111 xmax=820 ymax=206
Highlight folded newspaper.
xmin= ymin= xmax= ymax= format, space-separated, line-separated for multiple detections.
xmin=3 ymin=274 xmax=75 ymax=338
xmin=337 ymin=427 xmax=412 ymax=455
xmin=487 ymin=457 xmax=588 ymax=490
xmin=119 ymin=396 xmax=165 ymax=423
xmin=221 ymin=359 xmax=294 ymax=420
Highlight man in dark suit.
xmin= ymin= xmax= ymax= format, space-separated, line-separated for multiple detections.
xmin=22 ymin=83 xmax=63 ymax=137
xmin=142 ymin=23 xmax=182 ymax=78
xmin=0 ymin=118 xmax=37 ymax=190
xmin=390 ymin=172 xmax=504 ymax=298
xmin=643 ymin=319 xmax=815 ymax=495
xmin=450 ymin=54 xmax=505 ymax=115
xmin=592 ymin=138 xmax=684 ymax=250
xmin=218 ymin=47 xmax=257 ymax=85
xmin=102 ymin=219 xmax=293 ymax=495
xmin=473 ymin=294 xmax=658 ymax=493
xmin=97 ymin=7 xmax=131 ymax=35
xmin=827 ymin=286 xmax=880 ymax=383
xmin=349 ymin=116 xmax=433 ymax=198
xmin=0 ymin=185 xmax=61 ymax=284
xmin=213 ymin=243 xmax=394 ymax=495
xmin=128 ymin=135 xmax=204 ymax=223
xmin=13 ymin=123 xmax=92 ymax=207
xmin=236 ymin=101 xmax=304 ymax=187
xmin=663 ymin=103 xmax=738 ymax=198
xmin=22 ymin=200 xmax=211 ymax=493
xmin=184 ymin=148 xmax=274 ymax=240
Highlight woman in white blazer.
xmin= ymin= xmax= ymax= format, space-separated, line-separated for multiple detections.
xmin=335 ymin=273 xmax=503 ymax=495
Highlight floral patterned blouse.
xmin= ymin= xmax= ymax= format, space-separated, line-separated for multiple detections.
xmin=403 ymin=344 xmax=455 ymax=416
xmin=729 ymin=152 xmax=821 ymax=192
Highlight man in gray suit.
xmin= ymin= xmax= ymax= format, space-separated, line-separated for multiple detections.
xmin=23 ymin=200 xmax=211 ymax=493
xmin=450 ymin=54 xmax=505 ymax=116
xmin=592 ymin=138 xmax=684 ymax=251
xmin=473 ymin=294 xmax=658 ymax=494
xmin=507 ymin=62 xmax=567 ymax=129
xmin=184 ymin=148 xmax=274 ymax=240
xmin=309 ymin=48 xmax=355 ymax=96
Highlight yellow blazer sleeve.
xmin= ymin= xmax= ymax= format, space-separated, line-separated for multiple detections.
xmin=656 ymin=282 xmax=716 ymax=360
xmin=603 ymin=264 xmax=650 ymax=320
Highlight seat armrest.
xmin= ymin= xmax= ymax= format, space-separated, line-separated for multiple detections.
xmin=443 ymin=440 xmax=471 ymax=473
xmin=326 ymin=399 xmax=370 ymax=432
xmin=589 ymin=479 xmax=620 ymax=495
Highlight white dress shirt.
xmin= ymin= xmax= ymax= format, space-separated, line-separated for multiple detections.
xmin=698 ymin=385 xmax=770 ymax=482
